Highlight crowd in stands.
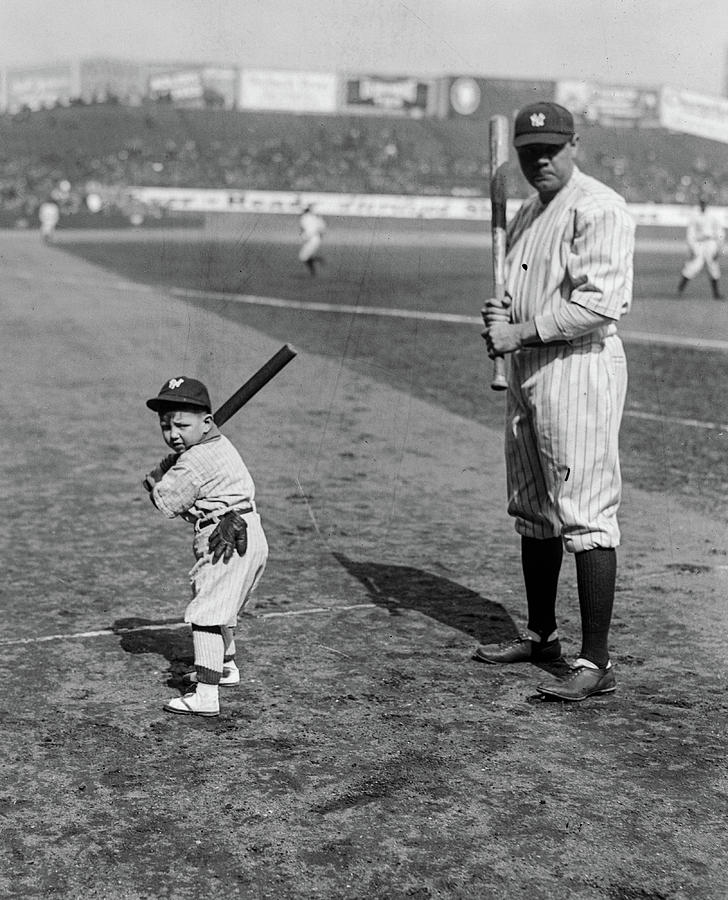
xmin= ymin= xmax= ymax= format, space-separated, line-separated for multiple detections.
xmin=1 ymin=103 xmax=726 ymax=224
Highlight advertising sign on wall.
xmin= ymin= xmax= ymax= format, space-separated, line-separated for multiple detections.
xmin=78 ymin=59 xmax=146 ymax=105
xmin=240 ymin=70 xmax=338 ymax=113
xmin=199 ymin=68 xmax=237 ymax=108
xmin=344 ymin=75 xmax=431 ymax=116
xmin=147 ymin=66 xmax=236 ymax=107
xmin=124 ymin=186 xmax=491 ymax=219
xmin=556 ymin=80 xmax=660 ymax=127
xmin=104 ymin=186 xmax=728 ymax=226
xmin=659 ymin=86 xmax=728 ymax=144
xmin=5 ymin=64 xmax=73 ymax=112
xmin=440 ymin=76 xmax=556 ymax=119
xmin=148 ymin=69 xmax=204 ymax=103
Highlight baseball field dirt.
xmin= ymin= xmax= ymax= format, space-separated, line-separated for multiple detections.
xmin=1 ymin=228 xmax=726 ymax=899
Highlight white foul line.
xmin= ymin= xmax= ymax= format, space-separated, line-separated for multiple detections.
xmin=10 ymin=272 xmax=728 ymax=351
xmin=11 ymin=272 xmax=725 ymax=428
xmin=624 ymin=409 xmax=727 ymax=432
xmin=169 ymin=286 xmax=478 ymax=324
xmin=169 ymin=286 xmax=728 ymax=352
xmin=0 ymin=603 xmax=379 ymax=648
xmin=618 ymin=331 xmax=728 ymax=352
xmin=170 ymin=286 xmax=728 ymax=432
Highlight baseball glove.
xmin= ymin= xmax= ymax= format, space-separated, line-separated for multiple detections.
xmin=208 ymin=510 xmax=248 ymax=565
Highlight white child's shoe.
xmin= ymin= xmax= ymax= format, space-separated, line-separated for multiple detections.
xmin=182 ymin=662 xmax=240 ymax=687
xmin=163 ymin=688 xmax=220 ymax=717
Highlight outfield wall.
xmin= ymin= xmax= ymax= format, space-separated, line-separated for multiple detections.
xmin=118 ymin=186 xmax=728 ymax=227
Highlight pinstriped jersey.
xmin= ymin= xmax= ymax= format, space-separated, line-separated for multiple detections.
xmin=151 ymin=434 xmax=256 ymax=523
xmin=505 ymin=167 xmax=635 ymax=327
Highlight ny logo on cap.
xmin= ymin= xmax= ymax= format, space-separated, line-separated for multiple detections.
xmin=168 ymin=378 xmax=185 ymax=390
xmin=530 ymin=113 xmax=546 ymax=128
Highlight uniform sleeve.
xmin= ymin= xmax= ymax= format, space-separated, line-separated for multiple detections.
xmin=567 ymin=203 xmax=635 ymax=319
xmin=535 ymin=302 xmax=615 ymax=344
xmin=151 ymin=456 xmax=203 ymax=518
xmin=147 ymin=452 xmax=178 ymax=484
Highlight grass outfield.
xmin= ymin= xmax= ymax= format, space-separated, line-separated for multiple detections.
xmin=59 ymin=225 xmax=728 ymax=517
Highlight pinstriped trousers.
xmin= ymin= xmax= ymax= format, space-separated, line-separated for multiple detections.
xmin=185 ymin=512 xmax=268 ymax=626
xmin=505 ymin=334 xmax=627 ymax=554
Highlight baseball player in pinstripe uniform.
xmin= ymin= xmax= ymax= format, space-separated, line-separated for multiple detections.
xmin=475 ymin=102 xmax=635 ymax=701
xmin=144 ymin=377 xmax=268 ymax=717
xmin=677 ymin=195 xmax=724 ymax=300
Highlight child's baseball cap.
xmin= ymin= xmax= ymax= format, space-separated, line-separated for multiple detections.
xmin=146 ymin=376 xmax=212 ymax=413
xmin=513 ymin=102 xmax=575 ymax=148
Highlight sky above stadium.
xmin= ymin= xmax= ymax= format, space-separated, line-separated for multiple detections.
xmin=0 ymin=0 xmax=725 ymax=96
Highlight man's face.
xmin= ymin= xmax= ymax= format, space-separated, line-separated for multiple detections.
xmin=517 ymin=138 xmax=577 ymax=201
xmin=159 ymin=409 xmax=211 ymax=452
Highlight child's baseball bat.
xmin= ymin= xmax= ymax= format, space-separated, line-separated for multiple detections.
xmin=213 ymin=344 xmax=297 ymax=426
xmin=488 ymin=114 xmax=509 ymax=392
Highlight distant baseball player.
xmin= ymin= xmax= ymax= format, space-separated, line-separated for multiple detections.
xmin=143 ymin=376 xmax=268 ymax=717
xmin=38 ymin=199 xmax=60 ymax=243
xmin=677 ymin=195 xmax=724 ymax=300
xmin=298 ymin=203 xmax=326 ymax=276
xmin=475 ymin=101 xmax=635 ymax=701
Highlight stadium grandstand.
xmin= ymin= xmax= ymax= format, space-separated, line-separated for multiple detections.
xmin=1 ymin=59 xmax=727 ymax=226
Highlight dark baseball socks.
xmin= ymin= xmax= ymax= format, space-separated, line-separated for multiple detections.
xmin=575 ymin=547 xmax=616 ymax=669
xmin=193 ymin=624 xmax=240 ymax=677
xmin=191 ymin=624 xmax=224 ymax=699
xmin=522 ymin=535 xmax=562 ymax=645
xmin=521 ymin=537 xmax=615 ymax=669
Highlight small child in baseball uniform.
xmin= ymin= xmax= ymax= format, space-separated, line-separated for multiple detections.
xmin=143 ymin=376 xmax=268 ymax=717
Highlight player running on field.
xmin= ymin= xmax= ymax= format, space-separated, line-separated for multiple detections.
xmin=677 ymin=194 xmax=725 ymax=300
xmin=38 ymin=198 xmax=60 ymax=243
xmin=143 ymin=376 xmax=268 ymax=717
xmin=476 ymin=101 xmax=635 ymax=702
xmin=298 ymin=203 xmax=326 ymax=276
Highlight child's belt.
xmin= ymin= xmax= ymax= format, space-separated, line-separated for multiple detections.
xmin=196 ymin=502 xmax=256 ymax=530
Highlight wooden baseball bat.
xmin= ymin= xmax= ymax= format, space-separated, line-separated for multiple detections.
xmin=488 ymin=114 xmax=509 ymax=392
xmin=213 ymin=344 xmax=297 ymax=426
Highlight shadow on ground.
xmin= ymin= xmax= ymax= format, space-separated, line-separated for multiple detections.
xmin=333 ymin=554 xmax=571 ymax=680
xmin=333 ymin=552 xmax=514 ymax=644
xmin=112 ymin=617 xmax=192 ymax=689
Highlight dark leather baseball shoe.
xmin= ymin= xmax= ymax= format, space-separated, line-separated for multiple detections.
xmin=536 ymin=663 xmax=616 ymax=701
xmin=472 ymin=632 xmax=562 ymax=664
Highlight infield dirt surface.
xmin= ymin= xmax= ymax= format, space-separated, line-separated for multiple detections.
xmin=1 ymin=224 xmax=726 ymax=900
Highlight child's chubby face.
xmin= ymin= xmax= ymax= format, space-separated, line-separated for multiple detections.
xmin=159 ymin=407 xmax=212 ymax=453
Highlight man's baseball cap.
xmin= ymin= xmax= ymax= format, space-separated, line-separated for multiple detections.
xmin=146 ymin=376 xmax=212 ymax=413
xmin=513 ymin=102 xmax=575 ymax=148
